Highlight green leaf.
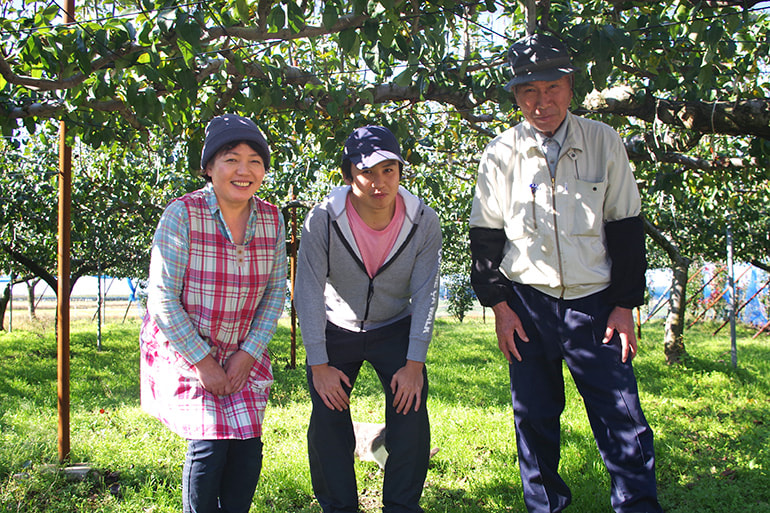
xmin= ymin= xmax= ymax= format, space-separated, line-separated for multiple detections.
xmin=322 ymin=3 xmax=339 ymax=29
xmin=380 ymin=22 xmax=395 ymax=48
xmin=339 ymin=28 xmax=359 ymax=54
xmin=156 ymin=7 xmax=175 ymax=35
xmin=327 ymin=100 xmax=339 ymax=117
xmin=235 ymin=0 xmax=251 ymax=22
xmin=395 ymin=32 xmax=411 ymax=56
xmin=362 ymin=20 xmax=379 ymax=43
xmin=689 ymin=20 xmax=706 ymax=43
xmin=267 ymin=5 xmax=285 ymax=31
xmin=126 ymin=82 xmax=140 ymax=106
xmin=176 ymin=68 xmax=197 ymax=92
xmin=177 ymin=20 xmax=202 ymax=52
xmin=23 ymin=116 xmax=37 ymax=135
xmin=177 ymin=39 xmax=196 ymax=68
xmin=75 ymin=38 xmax=91 ymax=74
xmin=705 ymin=24 xmax=723 ymax=47
xmin=137 ymin=52 xmax=151 ymax=64
xmin=270 ymin=84 xmax=283 ymax=106
xmin=393 ymin=66 xmax=415 ymax=87
xmin=722 ymin=40 xmax=736 ymax=61
xmin=137 ymin=21 xmax=153 ymax=45
xmin=286 ymin=2 xmax=305 ymax=33
xmin=410 ymin=36 xmax=422 ymax=62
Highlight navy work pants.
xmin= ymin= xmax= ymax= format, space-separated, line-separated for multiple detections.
xmin=306 ymin=316 xmax=430 ymax=513
xmin=507 ymin=283 xmax=663 ymax=513
xmin=182 ymin=437 xmax=263 ymax=513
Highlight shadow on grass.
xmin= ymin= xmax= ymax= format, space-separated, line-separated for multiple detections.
xmin=5 ymin=318 xmax=770 ymax=512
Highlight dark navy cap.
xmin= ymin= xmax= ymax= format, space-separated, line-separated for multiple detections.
xmin=342 ymin=126 xmax=406 ymax=171
xmin=200 ymin=114 xmax=270 ymax=170
xmin=505 ymin=33 xmax=578 ymax=91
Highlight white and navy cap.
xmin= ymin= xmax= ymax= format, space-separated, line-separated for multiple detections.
xmin=342 ymin=125 xmax=406 ymax=171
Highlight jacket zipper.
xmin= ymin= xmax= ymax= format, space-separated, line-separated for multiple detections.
xmin=362 ymin=278 xmax=375 ymax=329
xmin=551 ymin=176 xmax=566 ymax=298
xmin=331 ymin=209 xmax=423 ymax=330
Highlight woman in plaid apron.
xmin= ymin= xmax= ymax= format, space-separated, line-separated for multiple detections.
xmin=140 ymin=114 xmax=286 ymax=513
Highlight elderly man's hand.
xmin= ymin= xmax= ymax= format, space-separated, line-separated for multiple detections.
xmin=492 ymin=302 xmax=529 ymax=363
xmin=603 ymin=306 xmax=638 ymax=363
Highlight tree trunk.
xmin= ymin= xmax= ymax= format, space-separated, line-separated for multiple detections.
xmin=26 ymin=279 xmax=38 ymax=320
xmin=0 ymin=282 xmax=9 ymax=331
xmin=643 ymin=216 xmax=690 ymax=364
xmin=663 ymin=257 xmax=689 ymax=364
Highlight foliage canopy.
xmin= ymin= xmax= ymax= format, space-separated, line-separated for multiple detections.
xmin=1 ymin=0 xmax=769 ymax=284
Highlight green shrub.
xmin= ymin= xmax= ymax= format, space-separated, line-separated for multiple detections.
xmin=445 ymin=276 xmax=475 ymax=323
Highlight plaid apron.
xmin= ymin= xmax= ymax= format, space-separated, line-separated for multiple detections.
xmin=140 ymin=190 xmax=278 ymax=439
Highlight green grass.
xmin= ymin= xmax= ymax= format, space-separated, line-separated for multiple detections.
xmin=1 ymin=316 xmax=769 ymax=512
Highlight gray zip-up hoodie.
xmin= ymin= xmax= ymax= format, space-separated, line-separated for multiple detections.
xmin=295 ymin=185 xmax=442 ymax=366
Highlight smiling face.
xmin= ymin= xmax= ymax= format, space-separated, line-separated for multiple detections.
xmin=204 ymin=142 xmax=265 ymax=210
xmin=345 ymin=159 xmax=401 ymax=222
xmin=513 ymin=74 xmax=573 ymax=136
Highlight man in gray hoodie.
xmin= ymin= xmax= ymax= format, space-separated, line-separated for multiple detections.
xmin=295 ymin=125 xmax=442 ymax=513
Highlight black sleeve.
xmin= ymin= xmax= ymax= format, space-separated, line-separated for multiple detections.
xmin=604 ymin=215 xmax=648 ymax=308
xmin=469 ymin=227 xmax=513 ymax=307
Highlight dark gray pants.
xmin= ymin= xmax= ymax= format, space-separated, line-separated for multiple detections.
xmin=182 ymin=437 xmax=263 ymax=513
xmin=306 ymin=316 xmax=430 ymax=513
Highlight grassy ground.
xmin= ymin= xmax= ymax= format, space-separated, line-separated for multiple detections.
xmin=0 ymin=314 xmax=768 ymax=512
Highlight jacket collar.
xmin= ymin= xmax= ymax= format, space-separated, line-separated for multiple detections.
xmin=326 ymin=185 xmax=422 ymax=221
xmin=520 ymin=112 xmax=584 ymax=155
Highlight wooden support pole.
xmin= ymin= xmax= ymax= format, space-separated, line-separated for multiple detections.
xmin=57 ymin=120 xmax=72 ymax=462
xmin=289 ymin=197 xmax=298 ymax=370
xmin=57 ymin=0 xmax=76 ymax=463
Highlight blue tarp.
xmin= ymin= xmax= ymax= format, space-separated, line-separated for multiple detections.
xmin=646 ymin=264 xmax=768 ymax=326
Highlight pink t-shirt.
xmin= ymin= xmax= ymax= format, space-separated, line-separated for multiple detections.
xmin=346 ymin=193 xmax=406 ymax=278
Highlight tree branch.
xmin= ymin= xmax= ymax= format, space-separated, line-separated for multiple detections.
xmin=4 ymin=55 xmax=769 ymax=144
xmin=583 ymin=86 xmax=770 ymax=139
xmin=0 ymin=44 xmax=145 ymax=92
xmin=683 ymin=0 xmax=767 ymax=7
xmin=1 ymin=244 xmax=57 ymax=293
xmin=624 ymin=134 xmax=758 ymax=170
xmin=205 ymin=13 xmax=370 ymax=42
xmin=642 ymin=215 xmax=690 ymax=268
xmin=608 ymin=0 xmax=767 ymax=10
